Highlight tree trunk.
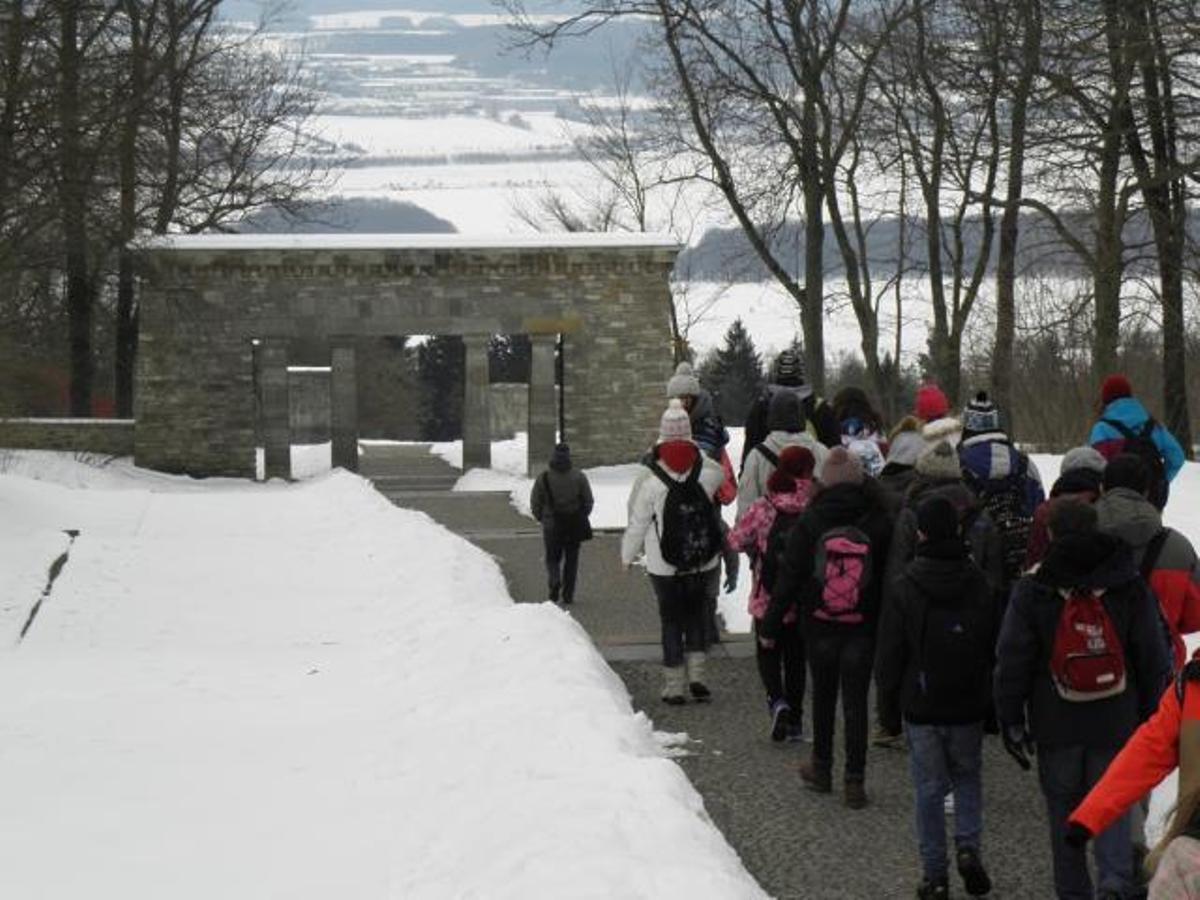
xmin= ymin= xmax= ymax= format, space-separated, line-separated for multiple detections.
xmin=991 ymin=0 xmax=1040 ymax=423
xmin=115 ymin=5 xmax=145 ymax=417
xmin=801 ymin=112 xmax=825 ymax=393
xmin=58 ymin=1 xmax=93 ymax=416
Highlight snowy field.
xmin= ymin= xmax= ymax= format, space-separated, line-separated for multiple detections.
xmin=0 ymin=449 xmax=766 ymax=898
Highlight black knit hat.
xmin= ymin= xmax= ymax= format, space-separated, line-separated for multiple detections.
xmin=917 ymin=495 xmax=960 ymax=542
xmin=773 ymin=348 xmax=806 ymax=386
xmin=962 ymin=391 xmax=1001 ymax=436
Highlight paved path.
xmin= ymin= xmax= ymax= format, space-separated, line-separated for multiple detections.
xmin=371 ymin=446 xmax=1056 ymax=899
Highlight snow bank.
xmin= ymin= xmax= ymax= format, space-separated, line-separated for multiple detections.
xmin=0 ymin=453 xmax=765 ymax=899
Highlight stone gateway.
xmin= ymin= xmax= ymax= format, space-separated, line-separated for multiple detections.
xmin=133 ymin=234 xmax=682 ymax=479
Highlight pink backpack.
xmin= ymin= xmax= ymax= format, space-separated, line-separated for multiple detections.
xmin=811 ymin=526 xmax=873 ymax=624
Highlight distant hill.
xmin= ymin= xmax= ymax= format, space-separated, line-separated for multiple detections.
xmin=236 ymin=197 xmax=457 ymax=233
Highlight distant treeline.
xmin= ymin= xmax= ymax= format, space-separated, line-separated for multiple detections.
xmin=677 ymin=210 xmax=1200 ymax=284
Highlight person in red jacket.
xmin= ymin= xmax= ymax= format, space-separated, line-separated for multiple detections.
xmin=1069 ymin=656 xmax=1200 ymax=846
xmin=1096 ymin=454 xmax=1200 ymax=671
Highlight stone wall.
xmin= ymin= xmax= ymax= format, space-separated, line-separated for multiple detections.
xmin=134 ymin=238 xmax=681 ymax=476
xmin=0 ymin=418 xmax=135 ymax=456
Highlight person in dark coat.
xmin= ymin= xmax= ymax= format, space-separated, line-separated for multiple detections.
xmin=878 ymin=415 xmax=926 ymax=515
xmin=1025 ymin=446 xmax=1106 ymax=570
xmin=741 ymin=348 xmax=840 ymax=468
xmin=877 ymin=496 xmax=998 ymax=899
xmin=875 ymin=440 xmax=1005 ymax=748
xmin=529 ymin=443 xmax=594 ymax=606
xmin=761 ymin=447 xmax=893 ymax=809
xmin=994 ymin=500 xmax=1171 ymax=900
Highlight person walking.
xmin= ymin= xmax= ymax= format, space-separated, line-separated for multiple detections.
xmin=741 ymin=348 xmax=840 ymax=466
xmin=995 ymin=500 xmax=1172 ymax=900
xmin=1096 ymin=453 xmax=1200 ymax=671
xmin=875 ymin=440 xmax=1005 ymax=748
xmin=761 ymin=447 xmax=893 ymax=808
xmin=737 ymin=389 xmax=828 ymax=519
xmin=1025 ymin=446 xmax=1107 ymax=570
xmin=1068 ymin=657 xmax=1200 ymax=895
xmin=728 ymin=445 xmax=817 ymax=741
xmin=957 ymin=391 xmax=1046 ymax=589
xmin=878 ymin=415 xmax=927 ymax=509
xmin=1089 ymin=374 xmax=1185 ymax=510
xmin=833 ymin=386 xmax=887 ymax=478
xmin=876 ymin=496 xmax=998 ymax=899
xmin=530 ymin=442 xmax=594 ymax=606
xmin=622 ymin=399 xmax=726 ymax=704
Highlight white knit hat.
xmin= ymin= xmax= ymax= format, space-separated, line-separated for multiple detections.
xmin=666 ymin=362 xmax=701 ymax=398
xmin=658 ymin=398 xmax=692 ymax=443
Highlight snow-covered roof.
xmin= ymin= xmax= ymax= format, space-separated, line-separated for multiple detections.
xmin=138 ymin=233 xmax=683 ymax=252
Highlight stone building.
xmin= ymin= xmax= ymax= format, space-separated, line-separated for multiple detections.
xmin=133 ymin=234 xmax=682 ymax=478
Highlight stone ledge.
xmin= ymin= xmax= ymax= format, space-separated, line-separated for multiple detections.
xmin=0 ymin=418 xmax=136 ymax=456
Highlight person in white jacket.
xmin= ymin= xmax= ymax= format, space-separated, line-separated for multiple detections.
xmin=622 ymin=399 xmax=726 ymax=704
xmin=737 ymin=389 xmax=829 ymax=519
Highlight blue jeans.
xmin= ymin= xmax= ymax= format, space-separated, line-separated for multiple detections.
xmin=905 ymin=722 xmax=984 ymax=881
xmin=1037 ymin=744 xmax=1133 ymax=899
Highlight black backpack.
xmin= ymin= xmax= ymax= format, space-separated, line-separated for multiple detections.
xmin=759 ymin=507 xmax=803 ymax=594
xmin=1103 ymin=417 xmax=1170 ymax=509
xmin=963 ymin=454 xmax=1032 ymax=585
xmin=648 ymin=461 xmax=723 ymax=571
xmin=911 ymin=576 xmax=993 ymax=704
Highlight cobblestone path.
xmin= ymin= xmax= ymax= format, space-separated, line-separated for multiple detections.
xmin=372 ymin=446 xmax=1056 ymax=899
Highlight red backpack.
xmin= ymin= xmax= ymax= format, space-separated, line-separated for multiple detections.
xmin=1050 ymin=588 xmax=1127 ymax=702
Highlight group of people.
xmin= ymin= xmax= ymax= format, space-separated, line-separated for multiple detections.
xmin=602 ymin=354 xmax=1199 ymax=900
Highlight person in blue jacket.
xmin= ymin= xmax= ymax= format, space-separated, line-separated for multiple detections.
xmin=1089 ymin=374 xmax=1185 ymax=510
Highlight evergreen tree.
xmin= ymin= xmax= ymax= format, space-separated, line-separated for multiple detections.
xmin=417 ymin=336 xmax=464 ymax=441
xmin=488 ymin=334 xmax=531 ymax=382
xmin=698 ymin=319 xmax=764 ymax=424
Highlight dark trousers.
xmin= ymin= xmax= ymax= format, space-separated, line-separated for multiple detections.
xmin=754 ymin=619 xmax=805 ymax=716
xmin=703 ymin=566 xmax=722 ymax=644
xmin=650 ymin=572 xmax=710 ymax=667
xmin=807 ymin=627 xmax=874 ymax=781
xmin=1037 ymin=744 xmax=1133 ymax=899
xmin=543 ymin=529 xmax=580 ymax=603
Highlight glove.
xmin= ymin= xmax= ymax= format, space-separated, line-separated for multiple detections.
xmin=1064 ymin=821 xmax=1092 ymax=849
xmin=723 ymin=572 xmax=738 ymax=593
xmin=1001 ymin=723 xmax=1035 ymax=771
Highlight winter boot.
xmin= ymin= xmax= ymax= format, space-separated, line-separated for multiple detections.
xmin=661 ymin=665 xmax=687 ymax=705
xmin=916 ymin=877 xmax=949 ymax=900
xmin=955 ymin=846 xmax=992 ymax=897
xmin=844 ymin=779 xmax=868 ymax=810
xmin=799 ymin=758 xmax=832 ymax=793
xmin=768 ymin=699 xmax=791 ymax=742
xmin=685 ymin=652 xmax=711 ymax=702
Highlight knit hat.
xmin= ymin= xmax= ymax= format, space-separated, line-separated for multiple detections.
xmin=1101 ymin=374 xmax=1133 ymax=406
xmin=915 ymin=383 xmax=950 ymax=422
xmin=666 ymin=361 xmax=701 ymax=398
xmin=962 ymin=391 xmax=1001 ymax=436
xmin=915 ymin=440 xmax=962 ymax=481
xmin=1061 ymin=445 xmax=1107 ymax=475
xmin=773 ymin=348 xmax=806 ymax=387
xmin=917 ymin=495 xmax=960 ymax=542
xmin=886 ymin=428 xmax=926 ymax=468
xmin=549 ymin=442 xmax=571 ymax=472
xmin=820 ymin=446 xmax=864 ymax=487
xmin=767 ymin=389 xmax=805 ymax=432
xmin=767 ymin=446 xmax=816 ymax=494
xmin=658 ymin=398 xmax=692 ymax=443
xmin=1103 ymin=452 xmax=1151 ymax=495
xmin=779 ymin=445 xmax=816 ymax=480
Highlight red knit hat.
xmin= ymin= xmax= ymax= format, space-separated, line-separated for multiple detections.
xmin=915 ymin=384 xmax=950 ymax=422
xmin=768 ymin=445 xmax=816 ymax=494
xmin=1101 ymin=374 xmax=1133 ymax=406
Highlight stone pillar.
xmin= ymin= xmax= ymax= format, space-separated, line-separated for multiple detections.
xmin=260 ymin=339 xmax=291 ymax=480
xmin=527 ymin=333 xmax=557 ymax=476
xmin=462 ymin=333 xmax=491 ymax=470
xmin=331 ymin=339 xmax=359 ymax=472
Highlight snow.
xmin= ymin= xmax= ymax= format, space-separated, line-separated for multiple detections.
xmin=142 ymin=232 xmax=682 ymax=251
xmin=0 ymin=451 xmax=766 ymax=898
xmin=308 ymin=9 xmax=562 ymax=30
